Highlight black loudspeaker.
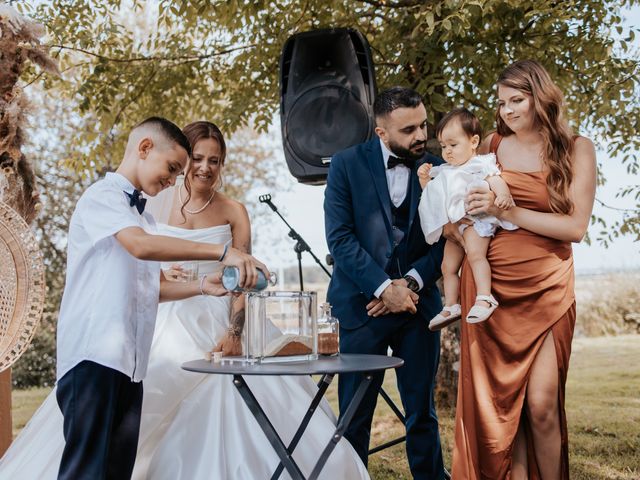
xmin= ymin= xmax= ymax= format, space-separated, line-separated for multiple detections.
xmin=280 ymin=28 xmax=377 ymax=185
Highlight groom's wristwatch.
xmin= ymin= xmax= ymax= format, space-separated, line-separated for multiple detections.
xmin=403 ymin=275 xmax=420 ymax=293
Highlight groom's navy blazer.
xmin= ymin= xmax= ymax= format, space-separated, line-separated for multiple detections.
xmin=324 ymin=137 xmax=445 ymax=329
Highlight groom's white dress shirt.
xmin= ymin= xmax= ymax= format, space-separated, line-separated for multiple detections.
xmin=56 ymin=172 xmax=160 ymax=383
xmin=373 ymin=139 xmax=424 ymax=298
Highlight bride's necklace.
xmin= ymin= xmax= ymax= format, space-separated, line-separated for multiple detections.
xmin=178 ymin=185 xmax=216 ymax=215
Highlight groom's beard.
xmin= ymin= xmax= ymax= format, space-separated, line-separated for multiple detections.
xmin=388 ymin=139 xmax=426 ymax=161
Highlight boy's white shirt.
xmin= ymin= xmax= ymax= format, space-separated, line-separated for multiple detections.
xmin=56 ymin=172 xmax=160 ymax=383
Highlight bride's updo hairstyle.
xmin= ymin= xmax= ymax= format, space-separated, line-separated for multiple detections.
xmin=496 ymin=60 xmax=575 ymax=215
xmin=180 ymin=121 xmax=227 ymax=218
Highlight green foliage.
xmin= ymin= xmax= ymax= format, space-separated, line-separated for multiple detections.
xmin=9 ymin=1 xmax=640 ymax=386
xmin=17 ymin=0 xmax=639 ymax=241
xmin=11 ymin=315 xmax=57 ymax=388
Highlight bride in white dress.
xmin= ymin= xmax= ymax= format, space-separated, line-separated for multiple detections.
xmin=0 ymin=121 xmax=369 ymax=480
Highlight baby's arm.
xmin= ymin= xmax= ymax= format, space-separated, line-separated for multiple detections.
xmin=417 ymin=163 xmax=433 ymax=189
xmin=486 ymin=175 xmax=515 ymax=209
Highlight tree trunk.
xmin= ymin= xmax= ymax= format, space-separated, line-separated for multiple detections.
xmin=435 ymin=324 xmax=460 ymax=410
xmin=434 ymin=278 xmax=460 ymax=410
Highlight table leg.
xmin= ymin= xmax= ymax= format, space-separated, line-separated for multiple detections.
xmin=308 ymin=372 xmax=374 ymax=480
xmin=270 ymin=374 xmax=335 ymax=480
xmin=368 ymin=387 xmax=407 ymax=455
xmin=232 ymin=374 xmax=306 ymax=480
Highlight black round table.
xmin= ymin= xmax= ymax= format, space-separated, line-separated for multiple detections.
xmin=182 ymin=353 xmax=403 ymax=480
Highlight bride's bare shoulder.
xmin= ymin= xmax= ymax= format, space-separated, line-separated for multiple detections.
xmin=215 ymin=193 xmax=249 ymax=222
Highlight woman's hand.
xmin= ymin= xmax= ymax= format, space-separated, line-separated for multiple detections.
xmin=212 ymin=332 xmax=242 ymax=356
xmin=442 ymin=219 xmax=472 ymax=248
xmin=201 ymin=272 xmax=230 ymax=297
xmin=466 ymin=186 xmax=501 ymax=217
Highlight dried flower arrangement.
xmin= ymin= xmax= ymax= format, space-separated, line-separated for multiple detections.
xmin=0 ymin=4 xmax=59 ymax=224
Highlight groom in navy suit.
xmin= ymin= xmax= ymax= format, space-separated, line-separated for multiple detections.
xmin=324 ymin=87 xmax=445 ymax=479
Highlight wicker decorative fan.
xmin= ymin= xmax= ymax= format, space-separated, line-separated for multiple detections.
xmin=0 ymin=201 xmax=45 ymax=372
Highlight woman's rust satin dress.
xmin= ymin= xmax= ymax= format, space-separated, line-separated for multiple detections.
xmin=452 ymin=135 xmax=575 ymax=479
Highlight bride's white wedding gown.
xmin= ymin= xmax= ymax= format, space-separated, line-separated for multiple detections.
xmin=0 ymin=224 xmax=369 ymax=480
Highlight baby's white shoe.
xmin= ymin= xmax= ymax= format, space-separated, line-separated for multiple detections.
xmin=429 ymin=304 xmax=462 ymax=331
xmin=466 ymin=294 xmax=499 ymax=323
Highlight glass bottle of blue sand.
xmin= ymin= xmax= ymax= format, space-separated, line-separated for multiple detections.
xmin=221 ymin=266 xmax=278 ymax=292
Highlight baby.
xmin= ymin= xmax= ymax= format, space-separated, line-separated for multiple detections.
xmin=417 ymin=107 xmax=517 ymax=330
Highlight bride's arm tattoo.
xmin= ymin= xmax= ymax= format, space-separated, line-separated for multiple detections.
xmin=238 ymin=241 xmax=252 ymax=255
xmin=229 ymin=214 xmax=251 ymax=336
xmin=228 ymin=295 xmax=246 ymax=337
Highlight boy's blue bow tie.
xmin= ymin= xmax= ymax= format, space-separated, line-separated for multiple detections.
xmin=124 ymin=189 xmax=147 ymax=214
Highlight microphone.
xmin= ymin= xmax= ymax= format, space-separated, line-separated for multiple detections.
xmin=258 ymin=194 xmax=278 ymax=212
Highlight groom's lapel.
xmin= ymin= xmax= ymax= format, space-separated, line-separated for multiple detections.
xmin=366 ymin=140 xmax=392 ymax=230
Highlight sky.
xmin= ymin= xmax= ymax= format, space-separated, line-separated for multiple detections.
xmin=250 ymin=6 xmax=640 ymax=276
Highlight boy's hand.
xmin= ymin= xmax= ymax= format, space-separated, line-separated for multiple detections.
xmin=222 ymin=247 xmax=268 ymax=289
xmin=417 ymin=163 xmax=432 ymax=189
xmin=494 ymin=193 xmax=515 ymax=210
xmin=200 ymin=272 xmax=229 ymax=296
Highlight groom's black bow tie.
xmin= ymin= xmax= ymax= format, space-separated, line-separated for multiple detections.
xmin=387 ymin=156 xmax=414 ymax=169
xmin=124 ymin=189 xmax=147 ymax=214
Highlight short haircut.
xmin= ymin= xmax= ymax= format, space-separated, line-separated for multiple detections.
xmin=134 ymin=117 xmax=192 ymax=157
xmin=435 ymin=107 xmax=482 ymax=141
xmin=373 ymin=87 xmax=423 ymax=118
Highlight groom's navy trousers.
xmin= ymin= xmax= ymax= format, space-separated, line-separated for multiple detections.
xmin=324 ymin=138 xmax=446 ymax=479
xmin=56 ymin=360 xmax=143 ymax=480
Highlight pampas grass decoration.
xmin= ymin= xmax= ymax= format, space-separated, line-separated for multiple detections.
xmin=0 ymin=4 xmax=59 ymax=224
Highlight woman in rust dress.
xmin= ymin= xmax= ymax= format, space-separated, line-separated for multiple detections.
xmin=451 ymin=60 xmax=596 ymax=479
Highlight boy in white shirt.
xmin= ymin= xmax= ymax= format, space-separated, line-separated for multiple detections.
xmin=55 ymin=117 xmax=266 ymax=480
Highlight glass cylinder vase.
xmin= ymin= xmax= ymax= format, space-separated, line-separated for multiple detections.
xmin=244 ymin=291 xmax=318 ymax=363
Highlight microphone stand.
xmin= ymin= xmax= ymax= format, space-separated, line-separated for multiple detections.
xmin=259 ymin=194 xmax=331 ymax=291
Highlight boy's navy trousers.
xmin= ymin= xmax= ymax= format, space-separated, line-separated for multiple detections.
xmin=56 ymin=360 xmax=143 ymax=480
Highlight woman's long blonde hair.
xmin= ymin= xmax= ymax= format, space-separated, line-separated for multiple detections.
xmin=496 ymin=60 xmax=575 ymax=214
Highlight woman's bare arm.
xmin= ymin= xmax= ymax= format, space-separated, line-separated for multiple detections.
xmin=159 ymin=271 xmax=227 ymax=302
xmin=214 ymin=201 xmax=252 ymax=355
xmin=467 ymin=137 xmax=597 ymax=242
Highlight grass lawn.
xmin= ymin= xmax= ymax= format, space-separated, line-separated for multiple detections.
xmin=11 ymin=335 xmax=639 ymax=479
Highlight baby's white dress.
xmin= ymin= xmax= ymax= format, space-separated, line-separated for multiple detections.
xmin=418 ymin=153 xmax=518 ymax=245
